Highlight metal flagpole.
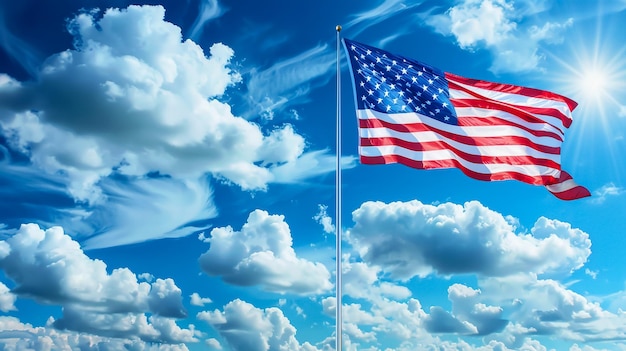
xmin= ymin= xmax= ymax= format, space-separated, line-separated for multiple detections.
xmin=335 ymin=24 xmax=343 ymax=351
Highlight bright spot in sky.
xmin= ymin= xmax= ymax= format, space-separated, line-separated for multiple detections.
xmin=576 ymin=66 xmax=609 ymax=101
xmin=552 ymin=40 xmax=626 ymax=122
xmin=547 ymin=23 xmax=626 ymax=171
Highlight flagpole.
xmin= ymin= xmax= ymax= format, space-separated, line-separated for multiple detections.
xmin=335 ymin=24 xmax=343 ymax=351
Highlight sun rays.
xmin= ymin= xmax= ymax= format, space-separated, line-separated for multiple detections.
xmin=546 ymin=14 xmax=626 ymax=178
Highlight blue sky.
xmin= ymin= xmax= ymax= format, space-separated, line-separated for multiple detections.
xmin=0 ymin=0 xmax=625 ymax=350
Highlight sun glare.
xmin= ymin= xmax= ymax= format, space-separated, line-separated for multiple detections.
xmin=551 ymin=37 xmax=626 ymax=123
xmin=546 ymin=19 xmax=626 ymax=173
xmin=577 ymin=66 xmax=609 ymax=100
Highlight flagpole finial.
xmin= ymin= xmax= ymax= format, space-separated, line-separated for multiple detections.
xmin=336 ymin=25 xmax=342 ymax=32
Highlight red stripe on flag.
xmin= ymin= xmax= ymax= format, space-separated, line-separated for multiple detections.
xmin=358 ymin=118 xmax=561 ymax=154
xmin=360 ymin=154 xmax=560 ymax=185
xmin=545 ymin=171 xmax=591 ymax=200
xmin=360 ymin=137 xmax=562 ymax=170
xmin=445 ymin=72 xmax=579 ymax=112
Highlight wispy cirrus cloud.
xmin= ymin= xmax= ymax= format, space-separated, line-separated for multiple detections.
xmin=246 ymin=43 xmax=335 ymax=120
xmin=591 ymin=182 xmax=624 ymax=204
xmin=187 ymin=0 xmax=227 ymax=41
xmin=0 ymin=5 xmax=43 ymax=78
xmin=344 ymin=0 xmax=424 ymax=39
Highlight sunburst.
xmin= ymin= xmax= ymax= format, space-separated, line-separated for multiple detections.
xmin=547 ymin=17 xmax=626 ymax=175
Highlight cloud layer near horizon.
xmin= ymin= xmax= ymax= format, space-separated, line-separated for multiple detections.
xmin=0 ymin=223 xmax=196 ymax=344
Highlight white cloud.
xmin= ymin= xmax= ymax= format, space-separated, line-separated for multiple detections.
xmin=0 ymin=223 xmax=186 ymax=318
xmin=53 ymin=307 xmax=198 ymax=344
xmin=343 ymin=322 xmax=376 ymax=342
xmin=246 ymin=44 xmax=335 ymax=120
xmin=0 ymin=7 xmax=42 ymax=77
xmin=423 ymin=0 xmax=574 ymax=73
xmin=591 ymin=182 xmax=624 ymax=204
xmin=199 ymin=209 xmax=332 ymax=295
xmin=0 ymin=4 xmax=344 ymax=249
xmin=0 ymin=5 xmax=326 ymax=207
xmin=0 ymin=281 xmax=16 ymax=312
xmin=481 ymin=274 xmax=626 ymax=346
xmin=187 ymin=0 xmax=226 ymax=41
xmin=197 ymin=299 xmax=321 ymax=351
xmin=0 ymin=316 xmax=192 ymax=350
xmin=348 ymin=200 xmax=591 ymax=279
xmin=79 ymin=176 xmax=217 ymax=249
xmin=139 ymin=272 xmax=155 ymax=282
xmin=447 ymin=284 xmax=507 ymax=335
xmin=0 ymin=223 xmax=198 ymax=343
xmin=270 ymin=150 xmax=357 ymax=185
xmin=342 ymin=259 xmax=411 ymax=301
xmin=313 ymin=204 xmax=335 ymax=234
xmin=424 ymin=305 xmax=478 ymax=334
xmin=529 ymin=18 xmax=575 ymax=43
xmin=584 ymin=268 xmax=598 ymax=279
xmin=205 ymin=337 xmax=223 ymax=350
xmin=447 ymin=0 xmax=516 ymax=49
xmin=190 ymin=292 xmax=213 ymax=306
xmin=345 ymin=0 xmax=423 ymax=39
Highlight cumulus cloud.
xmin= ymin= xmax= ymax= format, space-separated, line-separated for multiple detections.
xmin=197 ymin=299 xmax=320 ymax=351
xmin=0 ymin=281 xmax=16 ymax=312
xmin=446 ymin=0 xmax=516 ymax=49
xmin=424 ymin=306 xmax=478 ymax=334
xmin=190 ymin=292 xmax=213 ymax=307
xmin=0 ymin=5 xmax=330 ymax=207
xmin=53 ymin=307 xmax=197 ymax=344
xmin=480 ymin=274 xmax=626 ymax=346
xmin=342 ymin=259 xmax=411 ymax=302
xmin=0 ymin=223 xmax=185 ymax=317
xmin=0 ymin=316 xmax=192 ymax=350
xmin=0 ymin=4 xmax=344 ymax=249
xmin=0 ymin=223 xmax=197 ymax=343
xmin=205 ymin=338 xmax=223 ymax=349
xmin=348 ymin=200 xmax=591 ymax=280
xmin=423 ymin=0 xmax=574 ymax=73
xmin=448 ymin=284 xmax=508 ymax=335
xmin=313 ymin=204 xmax=335 ymax=234
xmin=199 ymin=209 xmax=332 ymax=295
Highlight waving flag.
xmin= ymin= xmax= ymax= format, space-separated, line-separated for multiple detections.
xmin=343 ymin=38 xmax=590 ymax=200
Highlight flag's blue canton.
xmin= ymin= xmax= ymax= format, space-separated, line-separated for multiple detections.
xmin=345 ymin=39 xmax=458 ymax=125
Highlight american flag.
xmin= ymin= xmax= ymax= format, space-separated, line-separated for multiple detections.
xmin=343 ymin=38 xmax=590 ymax=200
